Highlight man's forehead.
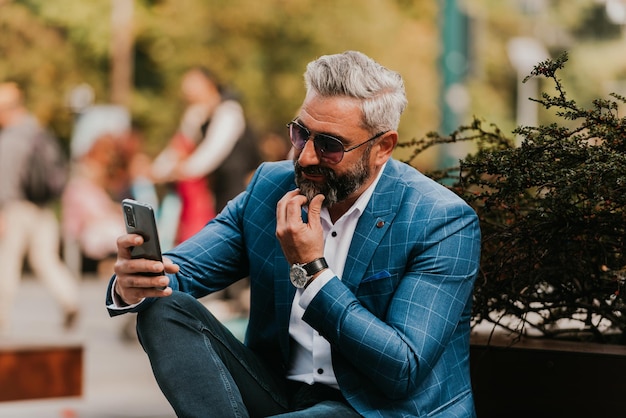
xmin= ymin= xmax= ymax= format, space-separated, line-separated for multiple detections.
xmin=299 ymin=93 xmax=363 ymax=129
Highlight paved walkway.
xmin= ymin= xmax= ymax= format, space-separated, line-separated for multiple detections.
xmin=0 ymin=275 xmax=176 ymax=418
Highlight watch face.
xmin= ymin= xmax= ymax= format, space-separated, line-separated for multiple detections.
xmin=290 ymin=264 xmax=309 ymax=288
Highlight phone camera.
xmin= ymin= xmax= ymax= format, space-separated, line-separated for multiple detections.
xmin=124 ymin=204 xmax=136 ymax=228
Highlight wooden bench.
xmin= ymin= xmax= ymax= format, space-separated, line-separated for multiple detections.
xmin=0 ymin=340 xmax=82 ymax=402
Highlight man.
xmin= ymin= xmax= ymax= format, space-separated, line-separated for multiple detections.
xmin=0 ymin=82 xmax=79 ymax=332
xmin=107 ymin=51 xmax=481 ymax=417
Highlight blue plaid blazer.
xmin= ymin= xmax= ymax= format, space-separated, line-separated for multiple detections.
xmin=107 ymin=159 xmax=480 ymax=417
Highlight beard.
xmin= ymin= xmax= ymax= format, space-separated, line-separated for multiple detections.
xmin=293 ymin=147 xmax=372 ymax=207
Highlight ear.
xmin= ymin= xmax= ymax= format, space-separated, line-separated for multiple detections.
xmin=373 ymin=131 xmax=398 ymax=165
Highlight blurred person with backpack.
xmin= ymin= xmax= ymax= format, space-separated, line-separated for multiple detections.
xmin=0 ymin=82 xmax=79 ymax=332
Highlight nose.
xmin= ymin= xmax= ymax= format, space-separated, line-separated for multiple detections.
xmin=297 ymin=136 xmax=321 ymax=166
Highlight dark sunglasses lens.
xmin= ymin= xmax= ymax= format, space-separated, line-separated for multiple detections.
xmin=289 ymin=123 xmax=308 ymax=149
xmin=314 ymin=135 xmax=344 ymax=163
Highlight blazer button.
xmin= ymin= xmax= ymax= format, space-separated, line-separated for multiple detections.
xmin=317 ymin=368 xmax=324 ymax=374
xmin=376 ymin=220 xmax=385 ymax=228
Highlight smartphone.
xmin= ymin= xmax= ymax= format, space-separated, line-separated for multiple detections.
xmin=122 ymin=199 xmax=164 ymax=280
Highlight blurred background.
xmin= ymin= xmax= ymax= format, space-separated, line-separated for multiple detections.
xmin=2 ymin=0 xmax=626 ymax=416
xmin=3 ymin=0 xmax=626 ymax=170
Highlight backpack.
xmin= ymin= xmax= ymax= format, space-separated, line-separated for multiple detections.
xmin=21 ymin=129 xmax=69 ymax=205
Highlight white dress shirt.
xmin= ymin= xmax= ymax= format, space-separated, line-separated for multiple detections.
xmin=286 ymin=164 xmax=385 ymax=388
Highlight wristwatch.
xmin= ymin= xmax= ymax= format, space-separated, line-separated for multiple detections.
xmin=289 ymin=257 xmax=328 ymax=288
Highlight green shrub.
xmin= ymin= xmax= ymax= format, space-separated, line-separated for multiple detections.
xmin=401 ymin=52 xmax=626 ymax=343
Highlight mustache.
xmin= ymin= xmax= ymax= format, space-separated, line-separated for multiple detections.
xmin=295 ymin=162 xmax=335 ymax=178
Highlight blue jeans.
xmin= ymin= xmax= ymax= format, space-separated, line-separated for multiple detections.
xmin=136 ymin=291 xmax=361 ymax=418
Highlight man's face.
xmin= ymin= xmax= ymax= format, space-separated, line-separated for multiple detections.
xmin=294 ymin=145 xmax=371 ymax=207
xmin=292 ymin=93 xmax=378 ymax=207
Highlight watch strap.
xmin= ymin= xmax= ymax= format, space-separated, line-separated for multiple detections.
xmin=302 ymin=257 xmax=328 ymax=276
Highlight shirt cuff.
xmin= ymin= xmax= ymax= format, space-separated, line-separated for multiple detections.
xmin=298 ymin=269 xmax=334 ymax=310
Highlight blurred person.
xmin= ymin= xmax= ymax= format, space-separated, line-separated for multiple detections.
xmin=151 ymin=66 xmax=261 ymax=244
xmin=120 ymin=127 xmax=160 ymax=210
xmin=152 ymin=68 xmax=261 ymax=321
xmin=69 ymin=104 xmax=134 ymax=202
xmin=62 ymin=132 xmax=126 ymax=266
xmin=0 ymin=82 xmax=79 ymax=332
xmin=107 ymin=51 xmax=481 ymax=417
xmin=62 ymin=105 xmax=157 ymax=276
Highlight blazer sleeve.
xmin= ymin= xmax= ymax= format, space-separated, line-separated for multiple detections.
xmin=105 ymin=160 xmax=294 ymax=317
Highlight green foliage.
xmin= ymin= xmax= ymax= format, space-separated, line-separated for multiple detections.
xmin=0 ymin=0 xmax=437 ymax=156
xmin=404 ymin=52 xmax=626 ymax=343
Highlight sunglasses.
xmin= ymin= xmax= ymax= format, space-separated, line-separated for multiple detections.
xmin=287 ymin=120 xmax=388 ymax=164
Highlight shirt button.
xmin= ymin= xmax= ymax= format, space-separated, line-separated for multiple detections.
xmin=331 ymin=231 xmax=337 ymax=237
xmin=317 ymin=368 xmax=324 ymax=374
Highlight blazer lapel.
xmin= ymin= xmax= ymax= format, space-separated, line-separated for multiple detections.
xmin=341 ymin=163 xmax=403 ymax=293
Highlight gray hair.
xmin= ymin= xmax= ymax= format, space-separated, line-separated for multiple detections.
xmin=304 ymin=51 xmax=407 ymax=133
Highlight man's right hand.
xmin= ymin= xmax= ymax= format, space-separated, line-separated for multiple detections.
xmin=113 ymin=233 xmax=179 ymax=305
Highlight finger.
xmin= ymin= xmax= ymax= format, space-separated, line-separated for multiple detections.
xmin=276 ymin=189 xmax=302 ymax=224
xmin=118 ymin=271 xmax=167 ymax=288
xmin=125 ymin=259 xmax=165 ymax=276
xmin=285 ymin=193 xmax=308 ymax=225
xmin=307 ymin=194 xmax=325 ymax=226
xmin=121 ymin=283 xmax=172 ymax=304
xmin=115 ymin=272 xmax=168 ymax=304
xmin=117 ymin=233 xmax=143 ymax=258
xmin=162 ymin=256 xmax=180 ymax=274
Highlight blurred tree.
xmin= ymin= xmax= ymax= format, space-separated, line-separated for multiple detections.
xmin=1 ymin=0 xmax=438 ymax=157
xmin=111 ymin=0 xmax=134 ymax=106
xmin=462 ymin=0 xmax=626 ymax=137
xmin=0 ymin=1 xmax=88 ymax=142
xmin=3 ymin=0 xmax=626 ymax=169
